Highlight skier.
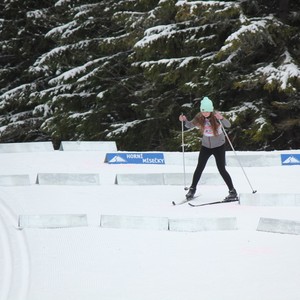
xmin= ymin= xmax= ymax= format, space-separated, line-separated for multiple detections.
xmin=179 ymin=96 xmax=238 ymax=201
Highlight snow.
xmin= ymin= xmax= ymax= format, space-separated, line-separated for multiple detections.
xmin=48 ymin=57 xmax=116 ymax=85
xmin=26 ymin=10 xmax=46 ymax=19
xmin=134 ymin=23 xmax=214 ymax=49
xmin=134 ymin=24 xmax=178 ymax=48
xmin=256 ymin=50 xmax=300 ymax=91
xmin=226 ymin=102 xmax=259 ymax=122
xmin=68 ymin=110 xmax=92 ymax=119
xmin=176 ymin=1 xmax=236 ymax=9
xmin=107 ymin=119 xmax=150 ymax=137
xmin=32 ymin=104 xmax=52 ymax=118
xmin=254 ymin=116 xmax=267 ymax=131
xmin=54 ymin=0 xmax=72 ymax=7
xmin=31 ymin=45 xmax=69 ymax=71
xmin=45 ymin=21 xmax=77 ymax=39
xmin=96 ymin=90 xmax=106 ymax=99
xmin=1 ymin=146 xmax=300 ymax=300
xmin=0 ymin=84 xmax=31 ymax=104
xmin=220 ymin=19 xmax=269 ymax=53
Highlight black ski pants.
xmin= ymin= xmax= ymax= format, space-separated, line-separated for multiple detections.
xmin=191 ymin=144 xmax=234 ymax=190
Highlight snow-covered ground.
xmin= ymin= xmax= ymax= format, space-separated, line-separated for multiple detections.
xmin=1 ymin=147 xmax=300 ymax=300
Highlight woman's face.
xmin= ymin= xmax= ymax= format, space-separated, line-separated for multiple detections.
xmin=201 ymin=112 xmax=211 ymax=118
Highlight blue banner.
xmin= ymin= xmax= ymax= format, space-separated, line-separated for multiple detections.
xmin=281 ymin=154 xmax=300 ymax=165
xmin=105 ymin=152 xmax=165 ymax=164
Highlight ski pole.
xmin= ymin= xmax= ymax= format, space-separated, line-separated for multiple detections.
xmin=181 ymin=114 xmax=188 ymax=191
xmin=219 ymin=121 xmax=257 ymax=194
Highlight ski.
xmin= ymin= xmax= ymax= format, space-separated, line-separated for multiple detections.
xmin=188 ymin=198 xmax=239 ymax=207
xmin=172 ymin=196 xmax=199 ymax=206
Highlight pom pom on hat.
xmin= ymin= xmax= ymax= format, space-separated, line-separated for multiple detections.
xmin=200 ymin=96 xmax=214 ymax=112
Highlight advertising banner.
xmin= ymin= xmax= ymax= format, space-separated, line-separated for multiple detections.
xmin=105 ymin=152 xmax=165 ymax=164
xmin=280 ymin=154 xmax=300 ymax=166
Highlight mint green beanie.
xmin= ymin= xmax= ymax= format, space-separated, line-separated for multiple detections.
xmin=200 ymin=96 xmax=214 ymax=112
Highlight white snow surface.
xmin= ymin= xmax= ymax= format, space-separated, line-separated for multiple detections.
xmin=1 ymin=148 xmax=300 ymax=300
xmin=256 ymin=50 xmax=300 ymax=91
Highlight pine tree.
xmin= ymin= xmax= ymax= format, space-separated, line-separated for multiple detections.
xmin=0 ymin=0 xmax=299 ymax=150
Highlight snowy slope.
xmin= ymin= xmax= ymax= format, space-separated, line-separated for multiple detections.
xmin=1 ymin=148 xmax=300 ymax=300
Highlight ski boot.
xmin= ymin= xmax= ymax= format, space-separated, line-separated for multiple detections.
xmin=224 ymin=188 xmax=238 ymax=202
xmin=186 ymin=187 xmax=196 ymax=200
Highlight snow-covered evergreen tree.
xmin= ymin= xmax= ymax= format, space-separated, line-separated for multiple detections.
xmin=0 ymin=0 xmax=299 ymax=150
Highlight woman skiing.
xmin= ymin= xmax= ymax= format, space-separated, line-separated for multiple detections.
xmin=179 ymin=96 xmax=237 ymax=201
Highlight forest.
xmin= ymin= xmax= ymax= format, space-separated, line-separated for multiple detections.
xmin=0 ymin=0 xmax=299 ymax=151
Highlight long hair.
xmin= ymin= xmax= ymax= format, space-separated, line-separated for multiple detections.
xmin=192 ymin=112 xmax=220 ymax=136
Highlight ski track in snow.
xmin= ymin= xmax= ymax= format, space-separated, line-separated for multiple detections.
xmin=0 ymin=192 xmax=31 ymax=300
xmin=0 ymin=202 xmax=13 ymax=300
